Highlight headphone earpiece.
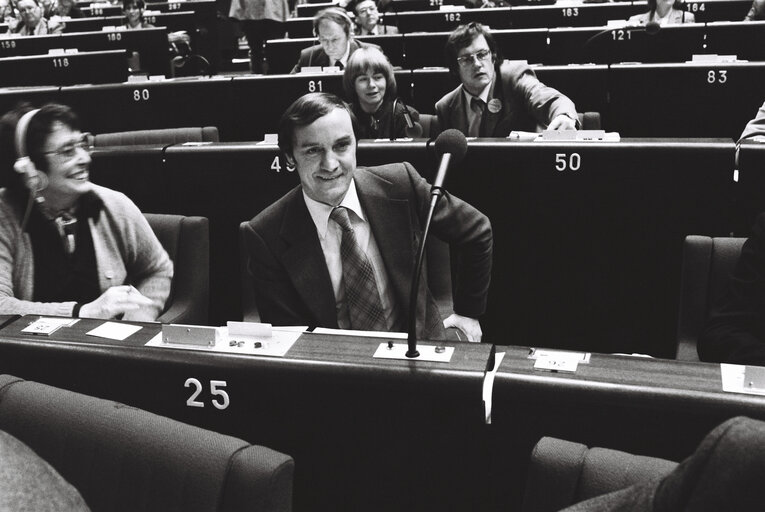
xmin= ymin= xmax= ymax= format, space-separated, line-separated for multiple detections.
xmin=13 ymin=108 xmax=46 ymax=195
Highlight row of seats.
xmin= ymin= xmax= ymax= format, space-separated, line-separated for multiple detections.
xmin=1 ymin=61 xmax=761 ymax=140
xmin=267 ymin=20 xmax=765 ymax=71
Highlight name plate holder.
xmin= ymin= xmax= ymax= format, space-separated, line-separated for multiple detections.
xmin=744 ymin=366 xmax=765 ymax=391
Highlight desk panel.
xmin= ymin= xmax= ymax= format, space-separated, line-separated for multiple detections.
xmin=548 ymin=23 xmax=707 ymax=65
xmin=58 ymin=76 xmax=234 ymax=137
xmin=447 ymin=139 xmax=735 ymax=355
xmin=0 ymin=316 xmax=493 ymax=512
xmin=509 ymin=2 xmax=641 ymax=29
xmin=608 ymin=62 xmax=765 ymax=139
xmin=229 ymin=73 xmax=345 ymax=141
xmin=681 ymin=0 xmax=752 ymax=22
xmin=0 ymin=50 xmax=127 ymax=87
xmin=705 ymin=21 xmax=765 ymax=62
xmin=734 ymin=140 xmax=765 ymax=234
xmin=394 ymin=7 xmax=513 ymax=34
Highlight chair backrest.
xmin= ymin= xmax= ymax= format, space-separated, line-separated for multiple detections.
xmin=0 ymin=374 xmax=294 ymax=512
xmin=676 ymin=235 xmax=746 ymax=361
xmin=419 ymin=113 xmax=440 ymax=139
xmin=92 ymin=127 xmax=220 ymax=146
xmin=578 ymin=112 xmax=602 ymax=130
xmin=521 ymin=436 xmax=677 ymax=512
xmin=145 ymin=214 xmax=210 ymax=325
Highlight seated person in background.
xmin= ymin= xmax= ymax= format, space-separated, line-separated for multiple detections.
xmin=342 ymin=47 xmax=421 ymax=140
xmin=1 ymin=0 xmax=18 ymax=23
xmin=436 ymin=22 xmax=578 ymax=137
xmin=51 ymin=0 xmax=83 ymax=18
xmin=739 ymin=101 xmax=765 ymax=143
xmin=745 ymin=0 xmax=764 ymax=20
xmin=290 ymin=7 xmax=380 ymax=73
xmin=0 ymin=104 xmax=173 ymax=321
xmin=121 ymin=0 xmax=191 ymax=52
xmin=627 ymin=0 xmax=695 ymax=25
xmin=242 ymin=92 xmax=492 ymax=341
xmin=353 ymin=0 xmax=398 ymax=36
xmin=13 ymin=0 xmax=63 ymax=36
xmin=698 ymin=214 xmax=765 ymax=366
xmin=122 ymin=0 xmax=154 ymax=29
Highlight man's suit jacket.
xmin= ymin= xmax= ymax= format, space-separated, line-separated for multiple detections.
xmin=627 ymin=8 xmax=695 ymax=24
xmin=290 ymin=39 xmax=379 ymax=74
xmin=356 ymin=24 xmax=399 ymax=35
xmin=561 ymin=416 xmax=765 ymax=511
xmin=434 ymin=60 xmax=578 ymax=137
xmin=739 ymin=101 xmax=765 ymax=143
xmin=242 ymin=163 xmax=493 ymax=340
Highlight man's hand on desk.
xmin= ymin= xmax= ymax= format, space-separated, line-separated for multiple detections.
xmin=443 ymin=313 xmax=482 ymax=342
xmin=547 ymin=114 xmax=577 ymax=131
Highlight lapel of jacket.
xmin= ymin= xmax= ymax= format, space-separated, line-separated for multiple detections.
xmin=354 ymin=168 xmax=414 ymax=314
xmin=279 ymin=191 xmax=338 ymax=327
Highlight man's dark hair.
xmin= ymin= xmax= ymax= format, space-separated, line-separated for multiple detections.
xmin=444 ymin=22 xmax=502 ymax=77
xmin=278 ymin=92 xmax=359 ymax=158
xmin=0 ymin=102 xmax=79 ymax=190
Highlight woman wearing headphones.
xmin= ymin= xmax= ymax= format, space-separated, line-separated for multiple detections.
xmin=342 ymin=46 xmax=421 ymax=140
xmin=0 ymin=104 xmax=173 ymax=321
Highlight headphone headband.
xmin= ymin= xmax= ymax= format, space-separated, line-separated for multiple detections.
xmin=14 ymin=108 xmax=40 ymax=160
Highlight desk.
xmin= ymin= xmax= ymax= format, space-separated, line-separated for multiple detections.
xmin=58 ymin=75 xmax=235 ymax=137
xmin=0 ymin=315 xmax=494 ymax=512
xmin=2 ymin=316 xmax=765 ymax=510
xmin=0 ymin=27 xmax=170 ymax=75
xmin=608 ymin=62 xmax=765 ymax=139
xmin=489 ymin=346 xmax=765 ymax=507
xmin=0 ymin=49 xmax=127 ymax=86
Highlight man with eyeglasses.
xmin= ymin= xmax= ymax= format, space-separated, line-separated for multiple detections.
xmin=353 ymin=0 xmax=397 ymax=36
xmin=436 ymin=22 xmax=578 ymax=137
xmin=12 ymin=0 xmax=63 ymax=35
xmin=0 ymin=103 xmax=172 ymax=321
xmin=291 ymin=7 xmax=380 ymax=73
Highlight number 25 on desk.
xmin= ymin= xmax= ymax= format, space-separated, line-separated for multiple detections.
xmin=184 ymin=378 xmax=230 ymax=410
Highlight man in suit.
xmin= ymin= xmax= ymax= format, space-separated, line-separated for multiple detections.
xmin=435 ymin=22 xmax=578 ymax=137
xmin=242 ymin=92 xmax=492 ymax=341
xmin=353 ymin=0 xmax=398 ymax=36
xmin=290 ymin=7 xmax=379 ymax=73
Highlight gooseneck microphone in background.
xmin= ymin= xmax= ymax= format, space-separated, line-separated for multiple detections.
xmin=405 ymin=129 xmax=468 ymax=358
xmin=393 ymin=98 xmax=423 ymax=139
xmin=580 ymin=20 xmax=660 ymax=64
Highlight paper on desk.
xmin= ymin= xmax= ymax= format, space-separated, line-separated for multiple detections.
xmin=312 ymin=327 xmax=407 ymax=339
xmin=86 ymin=321 xmax=142 ymax=341
xmin=720 ymin=363 xmax=765 ymax=396
xmin=483 ymin=351 xmax=505 ymax=425
xmin=145 ymin=326 xmax=305 ymax=357
xmin=21 ymin=317 xmax=79 ymax=335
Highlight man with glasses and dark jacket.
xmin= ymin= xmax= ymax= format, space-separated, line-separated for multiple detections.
xmin=435 ymin=23 xmax=578 ymax=138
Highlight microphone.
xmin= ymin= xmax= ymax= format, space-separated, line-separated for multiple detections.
xmin=431 ymin=129 xmax=468 ymax=196
xmin=581 ymin=21 xmax=661 ymax=64
xmin=404 ymin=129 xmax=468 ymax=358
xmin=393 ymin=98 xmax=424 ymax=139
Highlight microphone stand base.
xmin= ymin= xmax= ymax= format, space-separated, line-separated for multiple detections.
xmin=405 ymin=349 xmax=420 ymax=358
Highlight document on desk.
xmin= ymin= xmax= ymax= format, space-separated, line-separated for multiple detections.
xmin=86 ymin=322 xmax=142 ymax=341
xmin=145 ymin=325 xmax=305 ymax=357
xmin=720 ymin=363 xmax=765 ymax=396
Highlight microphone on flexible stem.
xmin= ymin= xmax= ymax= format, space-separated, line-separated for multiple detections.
xmin=404 ymin=129 xmax=468 ymax=358
xmin=393 ymin=98 xmax=423 ymax=139
xmin=580 ymin=20 xmax=660 ymax=64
